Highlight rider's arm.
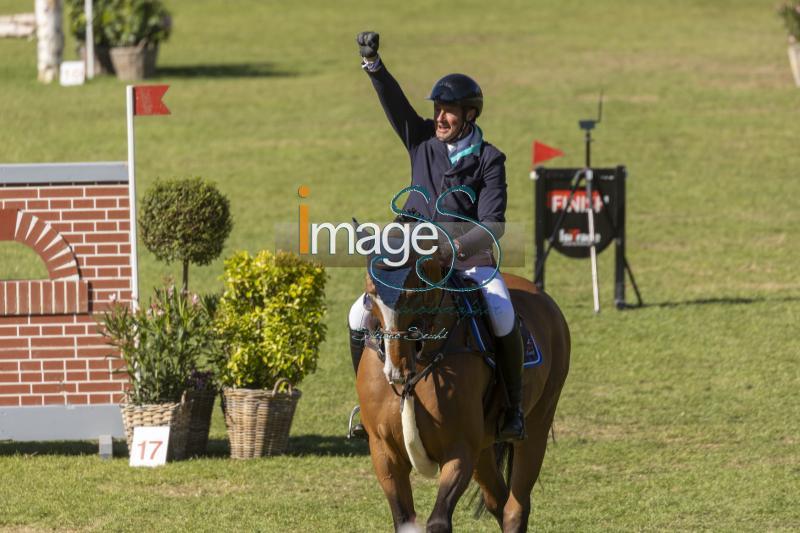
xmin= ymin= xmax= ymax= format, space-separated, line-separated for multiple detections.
xmin=363 ymin=58 xmax=432 ymax=151
xmin=455 ymin=152 xmax=507 ymax=258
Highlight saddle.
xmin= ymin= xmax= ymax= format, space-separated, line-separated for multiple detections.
xmin=448 ymin=275 xmax=543 ymax=370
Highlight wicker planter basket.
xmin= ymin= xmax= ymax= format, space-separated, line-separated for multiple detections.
xmin=109 ymin=44 xmax=158 ymax=81
xmin=121 ymin=400 xmax=191 ymax=461
xmin=184 ymin=389 xmax=216 ymax=457
xmin=223 ymin=379 xmax=301 ymax=459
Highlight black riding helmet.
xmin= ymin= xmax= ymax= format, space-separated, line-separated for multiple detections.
xmin=427 ymin=73 xmax=483 ymax=120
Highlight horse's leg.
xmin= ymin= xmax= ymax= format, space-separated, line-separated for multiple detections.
xmin=502 ymin=402 xmax=558 ymax=533
xmin=472 ymin=446 xmax=508 ymax=527
xmin=368 ymin=436 xmax=417 ymax=530
xmin=426 ymin=448 xmax=475 ymax=533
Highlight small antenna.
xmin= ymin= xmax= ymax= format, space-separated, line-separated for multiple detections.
xmin=578 ymin=91 xmax=604 ymax=131
xmin=596 ymin=90 xmax=604 ymax=124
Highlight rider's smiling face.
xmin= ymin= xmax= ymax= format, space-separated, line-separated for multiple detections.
xmin=433 ymin=102 xmax=474 ymax=143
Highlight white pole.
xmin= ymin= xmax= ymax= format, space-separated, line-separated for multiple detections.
xmin=586 ymin=169 xmax=600 ymax=313
xmin=84 ymin=0 xmax=94 ymax=79
xmin=126 ymin=85 xmax=140 ymax=310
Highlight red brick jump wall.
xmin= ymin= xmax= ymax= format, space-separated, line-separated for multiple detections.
xmin=0 ymin=182 xmax=132 ymax=407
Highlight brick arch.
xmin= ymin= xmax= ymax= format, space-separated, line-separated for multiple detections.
xmin=0 ymin=208 xmax=79 ymax=279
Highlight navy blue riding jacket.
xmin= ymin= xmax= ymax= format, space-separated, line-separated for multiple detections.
xmin=365 ymin=62 xmax=507 ymax=268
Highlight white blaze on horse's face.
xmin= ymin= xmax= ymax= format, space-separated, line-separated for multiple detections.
xmin=373 ymin=295 xmax=404 ymax=384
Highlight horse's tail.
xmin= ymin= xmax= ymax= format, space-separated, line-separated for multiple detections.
xmin=470 ymin=442 xmax=513 ymax=519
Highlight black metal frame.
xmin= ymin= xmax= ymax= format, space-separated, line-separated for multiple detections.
xmin=533 ymin=165 xmax=642 ymax=309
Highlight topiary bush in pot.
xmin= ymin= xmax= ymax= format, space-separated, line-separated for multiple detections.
xmin=139 ymin=177 xmax=232 ymax=292
xmin=214 ymin=250 xmax=327 ymax=457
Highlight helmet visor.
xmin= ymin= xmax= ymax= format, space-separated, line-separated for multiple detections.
xmin=427 ymin=85 xmax=459 ymax=102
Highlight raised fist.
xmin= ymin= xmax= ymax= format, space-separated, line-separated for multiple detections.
xmin=356 ymin=31 xmax=380 ymax=60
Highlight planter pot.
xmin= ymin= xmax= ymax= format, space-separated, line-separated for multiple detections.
xmin=222 ymin=379 xmax=301 ymax=459
xmin=120 ymin=399 xmax=191 ymax=461
xmin=789 ymin=44 xmax=800 ymax=88
xmin=184 ymin=389 xmax=216 ymax=457
xmin=77 ymin=44 xmax=115 ymax=76
xmin=109 ymin=45 xmax=158 ymax=81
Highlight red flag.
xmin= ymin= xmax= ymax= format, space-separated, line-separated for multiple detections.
xmin=134 ymin=85 xmax=170 ymax=116
xmin=532 ymin=141 xmax=564 ymax=166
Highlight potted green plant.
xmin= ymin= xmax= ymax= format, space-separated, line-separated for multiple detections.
xmin=140 ymin=177 xmax=233 ymax=293
xmin=778 ymin=1 xmax=800 ymax=86
xmin=214 ymin=251 xmax=327 ymax=458
xmin=103 ymin=0 xmax=172 ymax=80
xmin=101 ymin=285 xmax=217 ymax=461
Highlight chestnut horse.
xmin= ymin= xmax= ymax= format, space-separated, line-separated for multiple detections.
xmin=355 ymin=255 xmax=570 ymax=532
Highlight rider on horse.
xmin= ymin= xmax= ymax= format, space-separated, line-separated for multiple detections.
xmin=348 ymin=31 xmax=526 ymax=442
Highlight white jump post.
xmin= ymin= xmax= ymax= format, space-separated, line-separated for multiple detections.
xmin=124 ymin=84 xmax=171 ymax=311
xmin=125 ymin=85 xmax=139 ymax=310
xmin=84 ymin=0 xmax=94 ymax=79
xmin=585 ymin=169 xmax=600 ymax=313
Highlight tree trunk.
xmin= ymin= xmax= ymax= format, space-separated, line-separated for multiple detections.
xmin=35 ymin=0 xmax=63 ymax=84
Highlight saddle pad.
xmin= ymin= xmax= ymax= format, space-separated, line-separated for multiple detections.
xmin=477 ymin=317 xmax=543 ymax=370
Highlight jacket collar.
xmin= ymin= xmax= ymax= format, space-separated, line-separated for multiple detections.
xmin=447 ymin=124 xmax=483 ymax=166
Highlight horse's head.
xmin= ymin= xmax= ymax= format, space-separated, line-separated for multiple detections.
xmin=364 ymin=237 xmax=446 ymax=384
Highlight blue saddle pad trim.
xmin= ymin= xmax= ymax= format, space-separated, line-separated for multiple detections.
xmin=449 ymin=276 xmax=543 ymax=369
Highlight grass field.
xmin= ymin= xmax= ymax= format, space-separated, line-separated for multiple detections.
xmin=1 ymin=0 xmax=800 ymax=531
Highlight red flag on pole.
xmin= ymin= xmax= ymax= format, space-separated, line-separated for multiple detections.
xmin=133 ymin=85 xmax=170 ymax=116
xmin=532 ymin=140 xmax=564 ymax=166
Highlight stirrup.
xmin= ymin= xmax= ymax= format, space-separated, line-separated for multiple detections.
xmin=347 ymin=405 xmax=363 ymax=439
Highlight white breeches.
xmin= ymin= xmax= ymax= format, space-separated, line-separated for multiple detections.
xmin=348 ymin=267 xmax=515 ymax=337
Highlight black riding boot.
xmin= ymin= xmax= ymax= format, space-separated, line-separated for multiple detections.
xmin=496 ymin=323 xmax=526 ymax=441
xmin=350 ymin=327 xmax=365 ymax=374
xmin=348 ymin=327 xmax=368 ymax=440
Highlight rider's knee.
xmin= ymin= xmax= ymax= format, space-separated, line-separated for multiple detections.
xmin=348 ymin=293 xmax=369 ymax=330
xmin=489 ymin=302 xmax=515 ymax=336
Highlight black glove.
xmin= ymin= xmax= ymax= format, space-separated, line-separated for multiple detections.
xmin=356 ymin=31 xmax=380 ymax=60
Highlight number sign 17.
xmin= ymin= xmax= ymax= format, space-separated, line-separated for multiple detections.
xmin=129 ymin=426 xmax=171 ymax=467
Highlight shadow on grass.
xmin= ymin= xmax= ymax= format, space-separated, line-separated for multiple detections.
xmin=639 ymin=295 xmax=800 ymax=309
xmin=200 ymin=435 xmax=368 ymax=458
xmin=0 ymin=439 xmax=128 ymax=457
xmin=156 ymin=62 xmax=299 ymax=79
xmin=286 ymin=434 xmax=369 ymax=457
xmin=0 ymin=436 xmax=367 ymax=458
